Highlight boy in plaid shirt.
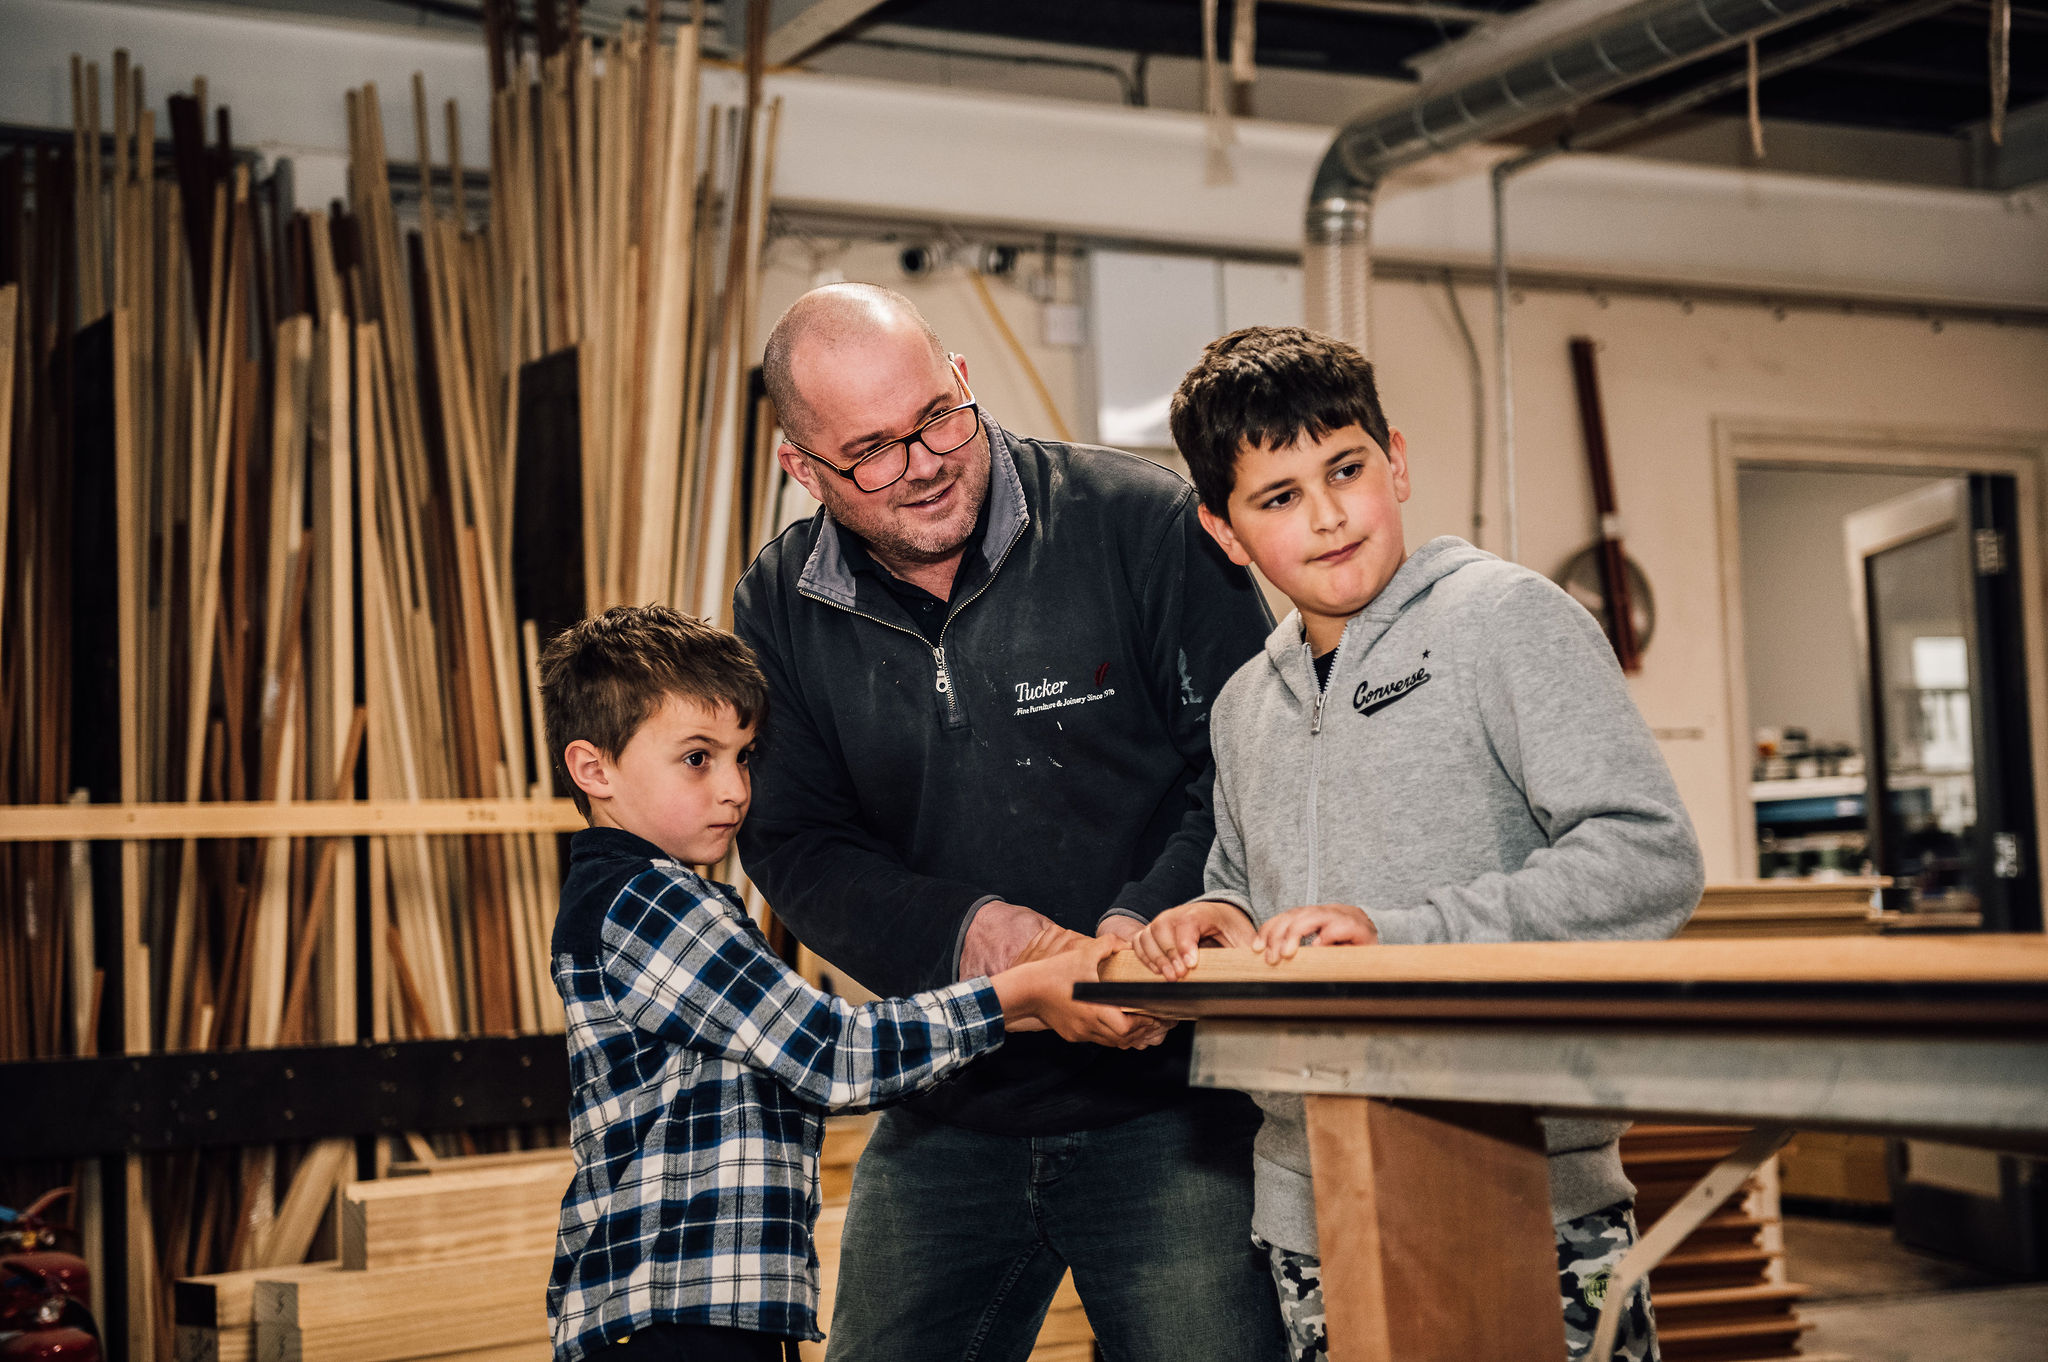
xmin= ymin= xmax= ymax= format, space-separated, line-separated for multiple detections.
xmin=540 ymin=606 xmax=1143 ymax=1362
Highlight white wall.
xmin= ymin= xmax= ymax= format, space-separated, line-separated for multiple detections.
xmin=1736 ymin=467 xmax=1949 ymax=755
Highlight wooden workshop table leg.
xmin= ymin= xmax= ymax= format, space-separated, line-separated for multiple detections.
xmin=1304 ymin=1095 xmax=1564 ymax=1362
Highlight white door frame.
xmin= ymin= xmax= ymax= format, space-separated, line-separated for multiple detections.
xmin=1711 ymin=418 xmax=2048 ymax=909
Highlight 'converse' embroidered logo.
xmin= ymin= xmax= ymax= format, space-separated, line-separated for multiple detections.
xmin=1353 ymin=666 xmax=1431 ymax=717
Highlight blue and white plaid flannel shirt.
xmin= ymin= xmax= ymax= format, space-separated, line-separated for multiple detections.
xmin=548 ymin=827 xmax=1005 ymax=1360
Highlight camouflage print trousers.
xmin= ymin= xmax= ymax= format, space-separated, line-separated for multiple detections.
xmin=1256 ymin=1201 xmax=1660 ymax=1362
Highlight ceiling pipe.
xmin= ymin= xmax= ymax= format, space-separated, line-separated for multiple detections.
xmin=1315 ymin=0 xmax=1861 ymax=202
xmin=1305 ymin=0 xmax=1866 ymax=559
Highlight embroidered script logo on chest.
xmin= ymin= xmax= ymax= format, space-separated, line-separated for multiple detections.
xmin=1352 ymin=659 xmax=1432 ymax=717
xmin=1014 ymin=677 xmax=1069 ymax=702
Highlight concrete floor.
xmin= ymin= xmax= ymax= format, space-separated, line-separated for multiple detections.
xmin=1785 ymin=1214 xmax=2048 ymax=1362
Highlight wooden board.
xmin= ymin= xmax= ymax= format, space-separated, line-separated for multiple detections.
xmin=0 ymin=797 xmax=583 ymax=841
xmin=252 ymin=1252 xmax=553 ymax=1362
xmin=1306 ymin=1095 xmax=1561 ymax=1362
xmin=1099 ymin=938 xmax=2048 ymax=987
xmin=176 ymin=1263 xmax=342 ymax=1329
xmin=175 ymin=1322 xmax=250 ymax=1362
xmin=174 ymin=1263 xmax=341 ymax=1362
xmin=1087 ymin=939 xmax=2048 ymax=1025
xmin=341 ymin=1159 xmax=572 ymax=1269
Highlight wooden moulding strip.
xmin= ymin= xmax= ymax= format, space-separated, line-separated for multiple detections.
xmin=255 ymin=1139 xmax=354 ymax=1269
xmin=0 ymin=798 xmax=584 ymax=842
xmin=630 ymin=24 xmax=699 ymax=605
xmin=1096 ymin=938 xmax=2048 ymax=987
xmin=252 ymin=1251 xmax=554 ymax=1362
xmin=0 ymin=284 xmax=17 ymax=648
xmin=340 ymin=1158 xmax=572 ymax=1269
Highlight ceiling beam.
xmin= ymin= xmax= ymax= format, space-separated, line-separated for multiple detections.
xmin=765 ymin=0 xmax=893 ymax=65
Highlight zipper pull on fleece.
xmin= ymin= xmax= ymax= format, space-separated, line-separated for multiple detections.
xmin=1305 ymin=639 xmax=1325 ymax=735
xmin=933 ymin=646 xmax=951 ymax=695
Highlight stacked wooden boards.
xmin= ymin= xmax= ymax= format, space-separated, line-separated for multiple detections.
xmin=176 ymin=1154 xmax=569 ymax=1362
xmin=1620 ymin=1125 xmax=1825 ymax=1362
xmin=805 ymin=1115 xmax=1093 ymax=1362
xmin=1683 ymin=880 xmax=1884 ymax=938
xmin=180 ymin=1125 xmax=1091 ymax=1361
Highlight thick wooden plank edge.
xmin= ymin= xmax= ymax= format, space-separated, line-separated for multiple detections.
xmin=1075 ymin=979 xmax=2048 ymax=1030
xmin=1097 ymin=939 xmax=2048 ymax=986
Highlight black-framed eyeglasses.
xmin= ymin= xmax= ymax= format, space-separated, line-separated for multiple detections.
xmin=787 ymin=366 xmax=981 ymax=494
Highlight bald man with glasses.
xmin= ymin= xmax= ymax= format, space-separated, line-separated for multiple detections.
xmin=732 ymin=284 xmax=1283 ymax=1362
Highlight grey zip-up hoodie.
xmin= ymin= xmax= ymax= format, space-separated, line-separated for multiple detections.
xmin=1202 ymin=535 xmax=1705 ymax=1256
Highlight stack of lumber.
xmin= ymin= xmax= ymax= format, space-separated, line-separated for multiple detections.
xmin=1620 ymin=1125 xmax=1826 ymax=1362
xmin=178 ymin=1153 xmax=570 ymax=1362
xmin=1681 ymin=880 xmax=1884 ymax=938
xmin=180 ymin=1125 xmax=1094 ymax=1362
xmin=805 ymin=1116 xmax=1092 ymax=1362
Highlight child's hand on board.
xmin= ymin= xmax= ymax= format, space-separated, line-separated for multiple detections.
xmin=993 ymin=930 xmax=1175 ymax=1049
xmin=1130 ymin=900 xmax=1257 ymax=981
xmin=1253 ymin=903 xmax=1380 ymax=964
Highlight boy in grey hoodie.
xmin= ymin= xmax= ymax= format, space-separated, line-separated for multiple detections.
xmin=1133 ymin=327 xmax=1705 ymax=1362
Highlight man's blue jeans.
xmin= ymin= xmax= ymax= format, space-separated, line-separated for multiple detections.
xmin=825 ymin=1094 xmax=1287 ymax=1362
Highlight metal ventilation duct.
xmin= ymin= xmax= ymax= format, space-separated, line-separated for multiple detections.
xmin=1300 ymin=0 xmax=1864 ymax=558
xmin=1317 ymin=0 xmax=1852 ymax=198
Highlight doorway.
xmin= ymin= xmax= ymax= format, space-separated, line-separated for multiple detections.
xmin=1716 ymin=420 xmax=2048 ymax=933
xmin=1846 ymin=476 xmax=2041 ymax=931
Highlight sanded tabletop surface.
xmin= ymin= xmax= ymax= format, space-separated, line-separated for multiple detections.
xmin=1077 ymin=938 xmax=2048 ymax=1027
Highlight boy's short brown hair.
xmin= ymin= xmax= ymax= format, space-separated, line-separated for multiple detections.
xmin=539 ymin=605 xmax=770 ymax=817
xmin=1169 ymin=325 xmax=1393 ymax=519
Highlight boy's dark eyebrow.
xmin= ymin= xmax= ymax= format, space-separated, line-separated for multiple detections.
xmin=1241 ymin=472 xmax=1299 ymax=502
xmin=1240 ymin=443 xmax=1375 ymax=502
xmin=839 ymin=391 xmax=952 ymax=455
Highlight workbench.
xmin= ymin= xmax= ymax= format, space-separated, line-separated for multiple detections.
xmin=1080 ymin=936 xmax=2048 ymax=1362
